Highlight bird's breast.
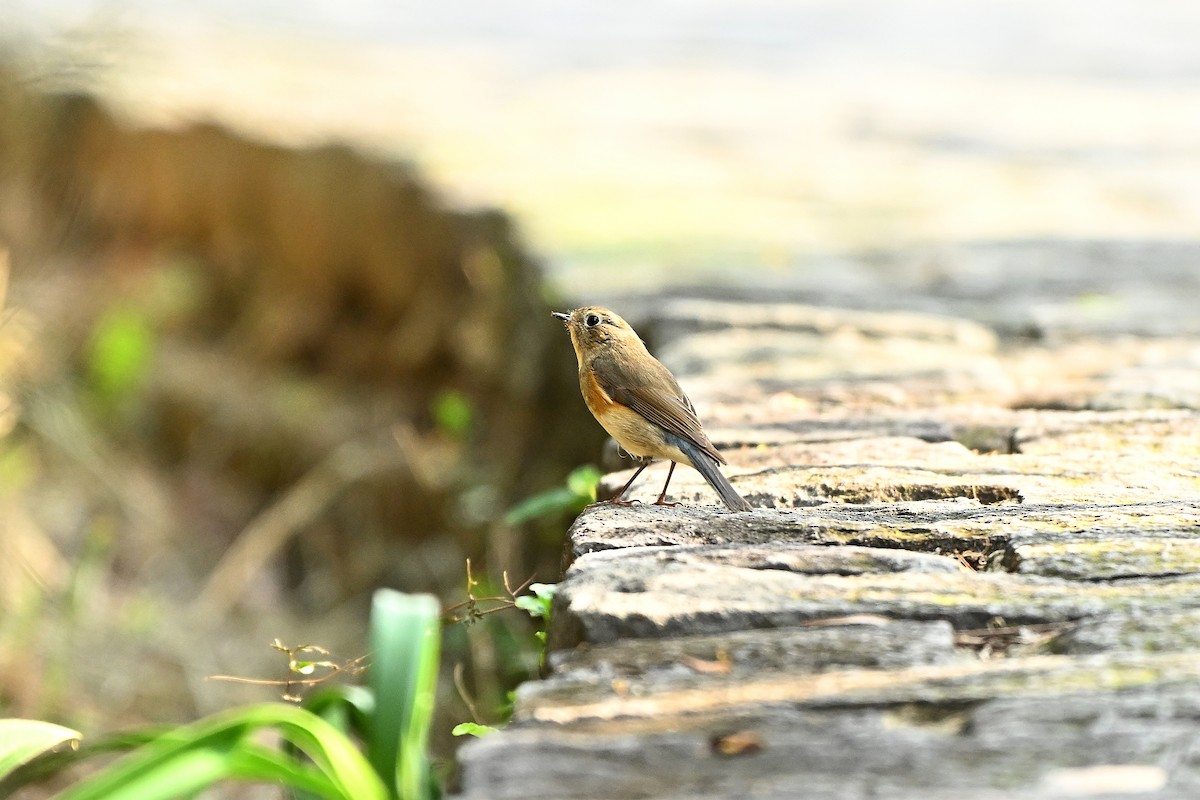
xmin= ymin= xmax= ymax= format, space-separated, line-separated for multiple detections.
xmin=581 ymin=368 xmax=692 ymax=465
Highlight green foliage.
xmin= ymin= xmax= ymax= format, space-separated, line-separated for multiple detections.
xmin=565 ymin=465 xmax=602 ymax=500
xmin=450 ymin=723 xmax=497 ymax=738
xmin=86 ymin=307 xmax=155 ymax=412
xmin=2 ymin=590 xmax=441 ymax=800
xmin=367 ymin=590 xmax=440 ymax=800
xmin=447 ymin=581 xmax=554 ymax=740
xmin=513 ymin=583 xmax=555 ymax=626
xmin=0 ymin=719 xmax=80 ymax=782
xmin=54 ymin=704 xmax=388 ymax=800
xmin=431 ymin=389 xmax=473 ymax=440
xmin=302 ymin=684 xmax=374 ymax=738
xmin=515 ymin=583 xmax=556 ymax=658
xmin=504 ymin=465 xmax=601 ymax=525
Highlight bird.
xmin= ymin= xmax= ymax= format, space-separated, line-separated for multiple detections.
xmin=553 ymin=306 xmax=752 ymax=512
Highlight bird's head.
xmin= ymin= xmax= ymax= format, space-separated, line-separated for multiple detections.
xmin=552 ymin=306 xmax=641 ymax=362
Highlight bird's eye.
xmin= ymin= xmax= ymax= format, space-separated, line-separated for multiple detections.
xmin=585 ymin=314 xmax=601 ymax=328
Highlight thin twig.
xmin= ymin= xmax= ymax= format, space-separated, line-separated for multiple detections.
xmin=453 ymin=662 xmax=483 ymax=724
xmin=194 ymin=439 xmax=404 ymax=618
xmin=207 ymin=644 xmax=368 ymax=702
xmin=443 ymin=558 xmax=537 ymax=625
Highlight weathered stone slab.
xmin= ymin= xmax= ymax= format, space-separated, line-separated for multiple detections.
xmin=650 ymin=300 xmax=1001 ymax=351
xmin=459 ymin=293 xmax=1200 ymax=800
xmin=518 ymin=652 xmax=1200 ymax=724
xmin=567 ymin=501 xmax=993 ymax=560
xmin=546 ymin=619 xmax=958 ymax=681
xmin=552 ymin=545 xmax=1200 ymax=645
xmin=1014 ymin=410 xmax=1200 ymax=455
xmin=1000 ymin=532 xmax=1200 ymax=580
xmin=615 ymin=242 xmax=1200 ymax=339
xmin=459 ymin=653 xmax=1200 ymax=800
xmin=567 ymin=501 xmax=1200 ymax=576
xmin=1045 ymin=610 xmax=1200 ymax=655
xmin=605 ymin=417 xmax=1198 ymax=510
xmin=657 ymin=328 xmax=1003 ymax=392
xmin=573 ymin=541 xmax=965 ymax=576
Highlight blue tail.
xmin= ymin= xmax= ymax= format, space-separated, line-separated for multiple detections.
xmin=671 ymin=435 xmax=752 ymax=512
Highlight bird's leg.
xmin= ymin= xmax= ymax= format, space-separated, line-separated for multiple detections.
xmin=603 ymin=459 xmax=651 ymax=505
xmin=653 ymin=461 xmax=680 ymax=507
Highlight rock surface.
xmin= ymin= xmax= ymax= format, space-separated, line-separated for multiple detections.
xmin=459 ymin=285 xmax=1200 ymax=799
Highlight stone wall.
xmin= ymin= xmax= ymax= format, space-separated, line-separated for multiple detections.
xmin=459 ymin=245 xmax=1200 ymax=799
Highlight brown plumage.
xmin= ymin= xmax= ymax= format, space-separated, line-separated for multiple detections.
xmin=553 ymin=306 xmax=752 ymax=511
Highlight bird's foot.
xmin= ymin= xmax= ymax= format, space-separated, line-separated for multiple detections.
xmin=652 ymin=499 xmax=680 ymax=507
xmin=602 ymin=497 xmax=642 ymax=506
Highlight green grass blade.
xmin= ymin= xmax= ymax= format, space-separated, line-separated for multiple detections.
xmin=367 ymin=590 xmax=440 ymax=800
xmin=304 ymin=685 xmax=375 ymax=736
xmin=0 ymin=719 xmax=81 ymax=781
xmin=54 ymin=726 xmax=246 ymax=800
xmin=224 ymin=743 xmax=342 ymax=797
xmin=54 ymin=704 xmax=387 ymax=800
xmin=260 ymin=704 xmax=387 ymax=799
xmin=0 ymin=728 xmax=164 ymax=796
xmin=292 ymin=686 xmax=377 ymax=800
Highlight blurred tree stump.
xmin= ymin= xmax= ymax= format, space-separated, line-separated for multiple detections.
xmin=0 ymin=63 xmax=601 ymax=612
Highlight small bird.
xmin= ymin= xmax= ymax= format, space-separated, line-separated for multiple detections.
xmin=553 ymin=306 xmax=752 ymax=512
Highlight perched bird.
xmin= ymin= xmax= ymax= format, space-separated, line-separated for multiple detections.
xmin=553 ymin=306 xmax=752 ymax=512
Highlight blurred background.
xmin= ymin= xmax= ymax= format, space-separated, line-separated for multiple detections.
xmin=10 ymin=1 xmax=1200 ymax=288
xmin=2 ymin=0 xmax=1199 ymax=792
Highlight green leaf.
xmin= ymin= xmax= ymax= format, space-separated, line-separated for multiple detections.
xmin=503 ymin=487 xmax=577 ymax=525
xmin=565 ymin=465 xmax=602 ymax=500
xmin=512 ymin=596 xmax=538 ymax=614
xmin=292 ymin=686 xmax=378 ymax=800
xmin=54 ymin=704 xmax=387 ymax=800
xmin=54 ymin=724 xmax=243 ymax=800
xmin=504 ymin=465 xmax=601 ymax=525
xmin=367 ymin=590 xmax=440 ymax=800
xmin=304 ymin=685 xmax=375 ymax=737
xmin=431 ymin=389 xmax=473 ymax=440
xmin=0 ymin=728 xmax=162 ymax=796
xmin=0 ymin=719 xmax=81 ymax=782
xmin=224 ymin=743 xmax=343 ymax=797
xmin=450 ymin=723 xmax=497 ymax=738
xmin=87 ymin=307 xmax=154 ymax=409
xmin=513 ymin=583 xmax=556 ymax=621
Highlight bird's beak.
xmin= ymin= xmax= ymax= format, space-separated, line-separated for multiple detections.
xmin=551 ymin=311 xmax=570 ymax=325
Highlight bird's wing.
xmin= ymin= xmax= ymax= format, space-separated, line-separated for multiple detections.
xmin=596 ymin=354 xmax=727 ymax=465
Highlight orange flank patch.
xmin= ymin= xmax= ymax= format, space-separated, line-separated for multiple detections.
xmin=581 ymin=375 xmax=693 ymax=466
xmin=581 ymin=368 xmax=617 ymax=416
